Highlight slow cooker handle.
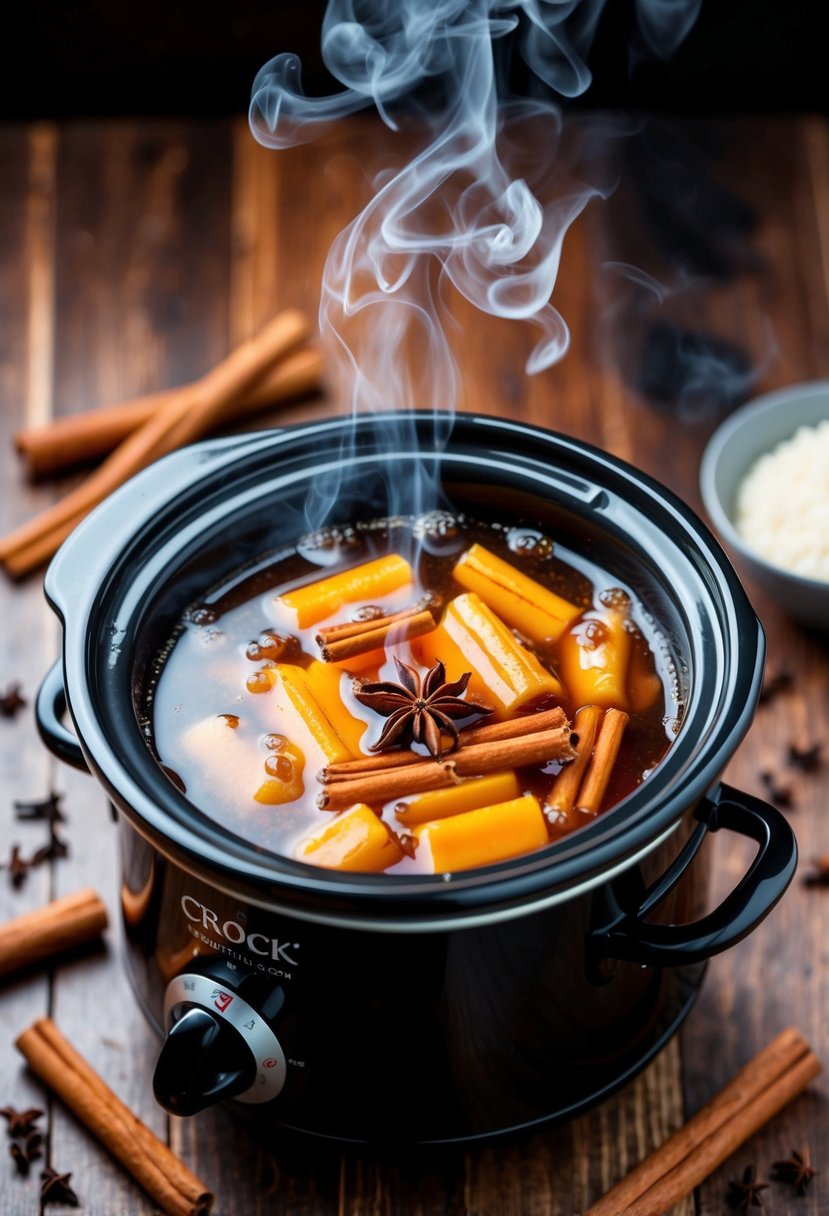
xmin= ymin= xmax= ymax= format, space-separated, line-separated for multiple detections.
xmin=594 ymin=783 xmax=797 ymax=967
xmin=36 ymin=661 xmax=89 ymax=772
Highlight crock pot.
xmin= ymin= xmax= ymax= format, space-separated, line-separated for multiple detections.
xmin=36 ymin=412 xmax=796 ymax=1145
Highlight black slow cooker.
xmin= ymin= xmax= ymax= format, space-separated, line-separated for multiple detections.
xmin=36 ymin=413 xmax=796 ymax=1144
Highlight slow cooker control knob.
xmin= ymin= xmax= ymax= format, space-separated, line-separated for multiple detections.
xmin=153 ymin=1006 xmax=255 ymax=1115
xmin=153 ymin=970 xmax=288 ymax=1115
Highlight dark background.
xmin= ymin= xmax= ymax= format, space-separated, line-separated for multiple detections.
xmin=2 ymin=0 xmax=821 ymax=119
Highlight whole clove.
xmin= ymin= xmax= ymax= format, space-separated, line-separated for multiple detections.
xmin=787 ymin=742 xmax=823 ymax=774
xmin=2 ymin=1108 xmax=45 ymax=1179
xmin=758 ymin=669 xmax=794 ymax=706
xmin=760 ymin=770 xmax=793 ymax=810
xmin=14 ymin=792 xmax=66 ymax=824
xmin=8 ymin=1130 xmax=42 ymax=1177
xmin=0 ymin=1107 xmax=44 ymax=1138
xmin=4 ymin=845 xmax=31 ymax=889
xmin=30 ymin=826 xmax=70 ymax=866
xmin=803 ymin=855 xmax=829 ymax=888
xmin=2 ymin=822 xmax=71 ymax=889
xmin=0 ymin=683 xmax=26 ymax=719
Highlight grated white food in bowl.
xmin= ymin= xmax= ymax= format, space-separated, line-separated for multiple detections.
xmin=735 ymin=419 xmax=829 ymax=582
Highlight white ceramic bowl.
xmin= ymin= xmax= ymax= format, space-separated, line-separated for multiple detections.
xmin=700 ymin=380 xmax=829 ymax=630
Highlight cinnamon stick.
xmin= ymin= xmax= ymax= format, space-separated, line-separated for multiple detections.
xmin=0 ymin=308 xmax=309 ymax=579
xmin=14 ymin=344 xmax=323 ymax=480
xmin=586 ymin=1027 xmax=821 ymax=1216
xmin=320 ymin=760 xmax=460 ymax=808
xmin=546 ymin=704 xmax=603 ymax=821
xmin=320 ymin=706 xmax=569 ymax=781
xmin=318 ymin=723 xmax=576 ymax=810
xmin=16 ymin=1017 xmax=212 ymax=1216
xmin=575 ymin=707 xmax=628 ymax=814
xmin=0 ymin=888 xmax=108 ymax=979
xmin=318 ymin=607 xmax=436 ymax=662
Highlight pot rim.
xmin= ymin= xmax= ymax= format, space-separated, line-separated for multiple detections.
xmin=45 ymin=411 xmax=763 ymax=927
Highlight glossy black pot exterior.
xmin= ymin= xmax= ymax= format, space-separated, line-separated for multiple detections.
xmin=37 ymin=413 xmax=797 ymax=1143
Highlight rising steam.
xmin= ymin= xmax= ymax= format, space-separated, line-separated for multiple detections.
xmin=250 ymin=0 xmax=700 ymax=531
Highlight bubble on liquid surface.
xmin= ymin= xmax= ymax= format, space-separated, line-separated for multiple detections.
xmin=506 ymin=528 xmax=554 ymax=561
xmin=196 ymin=627 xmax=225 ymax=649
xmin=351 ymin=604 xmax=385 ymax=623
xmin=412 ymin=511 xmax=464 ymax=556
xmin=599 ymin=587 xmax=632 ymax=612
xmin=189 ymin=606 xmax=218 ymax=626
xmin=297 ymin=527 xmax=363 ymax=567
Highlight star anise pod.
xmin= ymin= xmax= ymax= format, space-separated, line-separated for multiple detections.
xmin=0 ymin=683 xmax=26 ymax=719
xmin=354 ymin=657 xmax=492 ymax=759
xmin=772 ymin=1145 xmax=818 ymax=1194
xmin=0 ymin=1106 xmax=44 ymax=1137
xmin=725 ymin=1164 xmax=768 ymax=1211
xmin=40 ymin=1166 xmax=79 ymax=1207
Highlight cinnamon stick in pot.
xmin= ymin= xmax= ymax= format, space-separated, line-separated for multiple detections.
xmin=545 ymin=704 xmax=603 ymax=822
xmin=318 ymin=723 xmax=576 ymax=810
xmin=575 ymin=707 xmax=628 ymax=815
xmin=320 ymin=706 xmax=570 ymax=781
xmin=317 ymin=606 xmax=437 ymax=663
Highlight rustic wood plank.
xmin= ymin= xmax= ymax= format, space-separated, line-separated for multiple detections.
xmin=463 ymin=1040 xmax=692 ymax=1216
xmin=43 ymin=119 xmax=233 ymax=1214
xmin=2 ymin=113 xmax=828 ymax=1216
xmin=679 ymin=119 xmax=829 ymax=1216
xmin=0 ymin=121 xmax=59 ymax=1215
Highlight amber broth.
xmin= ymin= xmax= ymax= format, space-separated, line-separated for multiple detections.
xmin=150 ymin=514 xmax=680 ymax=873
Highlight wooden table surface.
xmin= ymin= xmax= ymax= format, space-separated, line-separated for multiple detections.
xmin=1 ymin=113 xmax=828 ymax=1215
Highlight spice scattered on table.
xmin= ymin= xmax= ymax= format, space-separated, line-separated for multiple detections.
xmin=771 ymin=1145 xmax=817 ymax=1195
xmin=2 ymin=820 xmax=71 ymax=889
xmin=802 ymin=855 xmax=829 ymax=888
xmin=725 ymin=1164 xmax=768 ymax=1211
xmin=9 ymin=1129 xmax=43 ymax=1176
xmin=40 ymin=1165 xmax=80 ymax=1207
xmin=758 ymin=668 xmax=794 ymax=706
xmin=760 ymin=769 xmax=793 ymax=809
xmin=0 ymin=1107 xmax=44 ymax=1138
xmin=0 ymin=682 xmax=26 ymax=718
xmin=16 ymin=1017 xmax=214 ymax=1215
xmin=787 ymin=742 xmax=823 ymax=773
xmin=4 ymin=844 xmax=31 ymax=888
xmin=30 ymin=824 xmax=71 ymax=865
xmin=2 ymin=1107 xmax=45 ymax=1179
xmin=14 ymin=791 xmax=66 ymax=824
